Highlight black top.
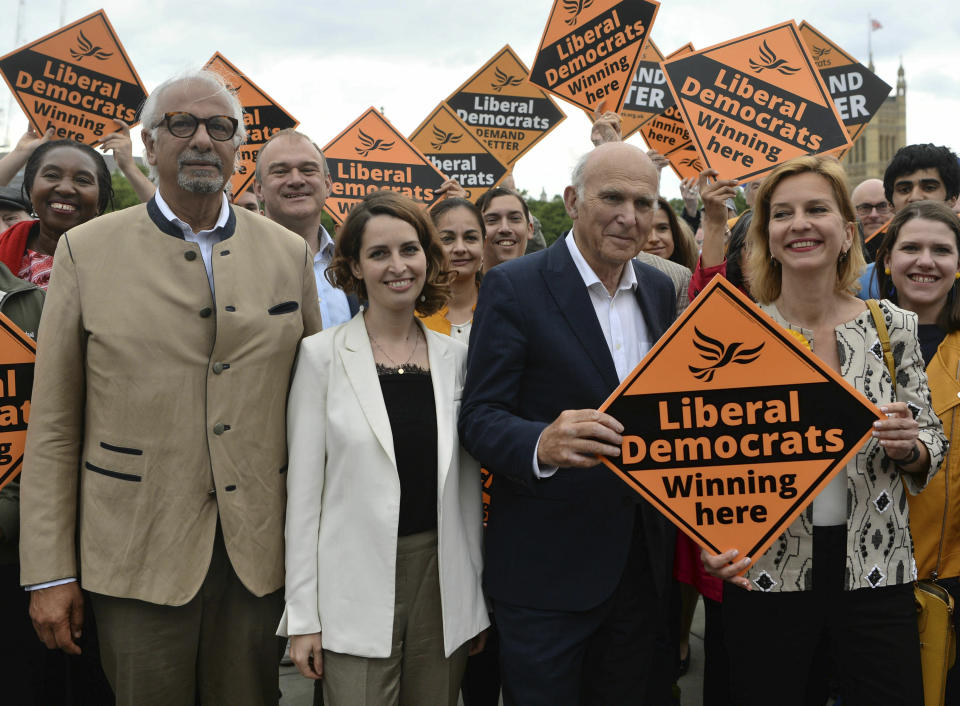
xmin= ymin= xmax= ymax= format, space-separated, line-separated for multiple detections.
xmin=918 ymin=324 xmax=947 ymax=369
xmin=377 ymin=364 xmax=438 ymax=536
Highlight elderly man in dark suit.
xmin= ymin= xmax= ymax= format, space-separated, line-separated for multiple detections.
xmin=459 ymin=142 xmax=677 ymax=705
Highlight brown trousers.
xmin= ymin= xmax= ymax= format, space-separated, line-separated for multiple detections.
xmin=90 ymin=525 xmax=284 ymax=706
xmin=321 ymin=530 xmax=469 ymax=706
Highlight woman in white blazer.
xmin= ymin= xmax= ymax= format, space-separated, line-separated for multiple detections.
xmin=279 ymin=191 xmax=489 ymax=705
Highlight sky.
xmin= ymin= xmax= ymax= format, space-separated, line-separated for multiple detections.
xmin=4 ymin=0 xmax=960 ymax=201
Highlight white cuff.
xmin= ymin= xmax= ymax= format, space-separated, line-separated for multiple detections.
xmin=25 ymin=577 xmax=77 ymax=591
xmin=533 ymin=431 xmax=558 ymax=479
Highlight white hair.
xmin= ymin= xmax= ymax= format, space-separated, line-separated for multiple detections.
xmin=571 ymin=151 xmax=590 ymax=200
xmin=140 ymin=69 xmax=247 ymax=148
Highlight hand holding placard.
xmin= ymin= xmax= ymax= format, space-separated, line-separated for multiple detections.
xmin=537 ymin=409 xmax=624 ymax=469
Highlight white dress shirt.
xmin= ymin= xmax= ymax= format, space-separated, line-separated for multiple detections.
xmin=313 ymin=226 xmax=352 ymax=327
xmin=534 ymin=232 xmax=652 ymax=478
xmin=154 ymin=189 xmax=230 ymax=295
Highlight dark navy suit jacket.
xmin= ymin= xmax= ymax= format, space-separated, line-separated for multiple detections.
xmin=459 ymin=236 xmax=677 ymax=612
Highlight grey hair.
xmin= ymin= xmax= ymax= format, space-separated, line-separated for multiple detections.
xmin=571 ymin=151 xmax=590 ymax=200
xmin=569 ymin=148 xmax=660 ymax=210
xmin=140 ymin=69 xmax=247 ymax=148
xmin=253 ymin=128 xmax=329 ymax=184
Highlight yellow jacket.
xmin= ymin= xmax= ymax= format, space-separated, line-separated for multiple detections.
xmin=910 ymin=330 xmax=960 ymax=579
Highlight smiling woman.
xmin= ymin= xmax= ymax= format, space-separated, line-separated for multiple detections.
xmin=702 ymin=155 xmax=946 ymax=705
xmin=873 ymin=201 xmax=960 ymax=702
xmin=0 ymin=139 xmax=113 ymax=290
xmin=280 ymin=191 xmax=488 ymax=704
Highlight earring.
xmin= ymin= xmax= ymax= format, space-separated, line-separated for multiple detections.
xmin=838 ymin=250 xmax=849 ymax=263
xmin=770 ymin=255 xmax=779 ymax=267
xmin=955 ymin=272 xmax=960 ymax=280
xmin=884 ymin=267 xmax=891 ymax=275
xmin=419 ymin=294 xmax=426 ymax=302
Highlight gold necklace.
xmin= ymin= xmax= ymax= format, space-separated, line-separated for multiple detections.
xmin=369 ymin=326 xmax=422 ymax=374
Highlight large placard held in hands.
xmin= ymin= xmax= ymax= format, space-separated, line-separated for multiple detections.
xmin=661 ymin=22 xmax=851 ymax=181
xmin=0 ymin=10 xmax=146 ymax=145
xmin=597 ymin=277 xmax=881 ymax=563
xmin=0 ymin=314 xmax=36 ymax=492
xmin=443 ymin=45 xmax=566 ymax=168
xmin=323 ymin=107 xmax=447 ymax=225
xmin=528 ymin=0 xmax=660 ymax=113
xmin=798 ymin=21 xmax=893 ymax=158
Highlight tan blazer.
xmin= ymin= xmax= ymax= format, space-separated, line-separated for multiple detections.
xmin=278 ymin=315 xmax=489 ymax=658
xmin=635 ymin=251 xmax=692 ymax=317
xmin=19 ymin=203 xmax=322 ymax=604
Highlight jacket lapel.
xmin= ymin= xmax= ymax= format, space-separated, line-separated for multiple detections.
xmin=631 ymin=260 xmax=667 ymax=341
xmin=425 ymin=324 xmax=455 ymax=497
xmin=541 ymin=237 xmax=618 ymax=391
xmin=339 ymin=316 xmax=396 ymax=465
xmin=930 ymin=331 xmax=960 ymax=417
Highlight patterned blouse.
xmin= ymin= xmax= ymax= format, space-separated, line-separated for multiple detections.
xmin=746 ymin=300 xmax=947 ymax=592
xmin=18 ymin=249 xmax=53 ymax=290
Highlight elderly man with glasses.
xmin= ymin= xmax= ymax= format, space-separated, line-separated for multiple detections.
xmin=851 ymin=178 xmax=892 ymax=242
xmin=18 ymin=69 xmax=322 ymax=705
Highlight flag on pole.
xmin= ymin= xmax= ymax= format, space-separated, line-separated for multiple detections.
xmin=871 ymin=19 xmax=883 ymax=30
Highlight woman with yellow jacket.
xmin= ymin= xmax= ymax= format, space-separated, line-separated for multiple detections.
xmin=420 ymin=198 xmax=483 ymax=341
xmin=875 ymin=200 xmax=960 ymax=702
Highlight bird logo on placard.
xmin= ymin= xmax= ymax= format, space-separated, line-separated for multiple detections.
xmin=69 ymin=30 xmax=113 ymax=61
xmin=748 ymin=40 xmax=800 ymax=76
xmin=355 ymin=130 xmax=395 ymax=157
xmin=679 ymin=157 xmax=703 ymax=171
xmin=430 ymin=126 xmax=463 ymax=151
xmin=491 ymin=68 xmax=523 ymax=93
xmin=811 ymin=45 xmax=832 ymax=62
xmin=563 ymin=0 xmax=594 ymax=25
xmin=688 ymin=328 xmax=765 ymax=382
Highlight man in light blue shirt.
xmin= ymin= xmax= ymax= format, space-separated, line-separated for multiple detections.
xmin=255 ymin=129 xmax=358 ymax=326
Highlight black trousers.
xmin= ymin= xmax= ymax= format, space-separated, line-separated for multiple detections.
xmin=0 ymin=563 xmax=114 ymax=705
xmin=493 ymin=512 xmax=675 ymax=706
xmin=722 ymin=525 xmax=923 ymax=706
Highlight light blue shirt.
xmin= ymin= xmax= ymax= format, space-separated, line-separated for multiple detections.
xmin=314 ymin=226 xmax=352 ymax=327
xmin=154 ymin=189 xmax=230 ymax=296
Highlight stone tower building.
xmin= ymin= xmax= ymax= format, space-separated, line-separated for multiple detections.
xmin=842 ymin=60 xmax=907 ymax=187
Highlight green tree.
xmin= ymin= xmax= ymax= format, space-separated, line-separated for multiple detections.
xmin=523 ymin=193 xmax=571 ymax=246
xmin=108 ymin=166 xmax=149 ymax=212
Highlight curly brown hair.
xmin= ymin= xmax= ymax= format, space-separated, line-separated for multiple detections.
xmin=326 ymin=191 xmax=452 ymax=316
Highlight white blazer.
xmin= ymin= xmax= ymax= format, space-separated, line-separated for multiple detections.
xmin=278 ymin=314 xmax=489 ymax=658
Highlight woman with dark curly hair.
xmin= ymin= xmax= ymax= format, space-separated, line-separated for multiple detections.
xmin=0 ymin=139 xmax=113 ymax=290
xmin=279 ymin=191 xmax=489 ymax=705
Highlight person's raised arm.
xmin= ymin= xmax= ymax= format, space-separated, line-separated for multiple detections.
xmin=697 ymin=168 xmax=739 ymax=269
xmin=590 ymin=110 xmax=622 ymax=146
xmin=0 ymin=127 xmax=53 ymax=186
xmin=99 ymin=119 xmax=155 ymax=203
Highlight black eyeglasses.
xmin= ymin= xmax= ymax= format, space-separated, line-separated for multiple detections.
xmin=854 ymin=201 xmax=892 ymax=217
xmin=155 ymin=112 xmax=238 ymax=142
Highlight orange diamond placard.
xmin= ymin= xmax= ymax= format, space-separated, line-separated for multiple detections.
xmin=443 ymin=45 xmax=566 ymax=167
xmin=798 ymin=21 xmax=892 ymax=160
xmin=323 ymin=107 xmax=448 ymax=225
xmin=409 ymin=104 xmax=508 ymax=202
xmin=598 ymin=277 xmax=882 ymax=563
xmin=0 ymin=313 xmax=36 ymax=492
xmin=637 ymin=43 xmax=700 ymax=179
xmin=528 ymin=0 xmax=660 ymax=113
xmin=661 ymin=21 xmax=851 ymax=182
xmin=0 ymin=10 xmax=147 ymax=145
xmin=204 ymin=53 xmax=298 ymax=198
